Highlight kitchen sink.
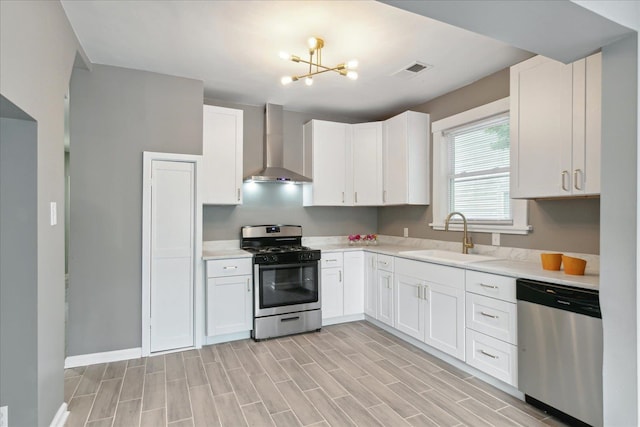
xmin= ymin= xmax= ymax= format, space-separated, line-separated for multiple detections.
xmin=397 ymin=249 xmax=498 ymax=265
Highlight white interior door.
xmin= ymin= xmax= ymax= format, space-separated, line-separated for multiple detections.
xmin=150 ymin=160 xmax=195 ymax=352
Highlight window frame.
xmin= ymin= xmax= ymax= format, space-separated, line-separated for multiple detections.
xmin=430 ymin=97 xmax=531 ymax=235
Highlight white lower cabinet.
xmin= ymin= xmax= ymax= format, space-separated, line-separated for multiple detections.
xmin=343 ymin=251 xmax=365 ymax=315
xmin=376 ymin=255 xmax=395 ymax=327
xmin=364 ymin=252 xmax=378 ymax=317
xmin=424 ymin=282 xmax=465 ymax=360
xmin=321 ymin=252 xmax=344 ymax=320
xmin=377 ymin=270 xmax=394 ymax=326
xmin=394 ymin=273 xmax=425 ymax=340
xmin=321 ymin=251 xmax=365 ymax=320
xmin=394 ymin=257 xmax=466 ymax=361
xmin=465 ymin=270 xmax=518 ymax=386
xmin=206 ymin=258 xmax=253 ymax=336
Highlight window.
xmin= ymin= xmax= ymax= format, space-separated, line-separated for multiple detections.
xmin=431 ymin=98 xmax=530 ymax=234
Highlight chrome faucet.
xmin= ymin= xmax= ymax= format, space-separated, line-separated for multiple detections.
xmin=444 ymin=211 xmax=474 ymax=254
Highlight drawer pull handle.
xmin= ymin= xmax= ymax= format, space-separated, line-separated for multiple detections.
xmin=480 ymin=283 xmax=498 ymax=289
xmin=480 ymin=349 xmax=499 ymax=359
xmin=339 ymin=270 xmax=342 ymax=282
xmin=223 ymin=266 xmax=238 ymax=270
xmin=480 ymin=311 xmax=499 ymax=319
xmin=281 ymin=316 xmax=300 ymax=322
xmin=247 ymin=278 xmax=251 ymax=292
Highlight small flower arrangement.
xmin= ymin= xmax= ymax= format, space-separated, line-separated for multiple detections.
xmin=348 ymin=234 xmax=361 ymax=245
xmin=363 ymin=234 xmax=378 ymax=245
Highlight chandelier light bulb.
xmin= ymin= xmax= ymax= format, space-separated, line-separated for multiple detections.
xmin=307 ymin=37 xmax=318 ymax=50
xmin=279 ymin=51 xmax=291 ymax=61
xmin=305 ymin=76 xmax=313 ymax=86
xmin=346 ymin=70 xmax=358 ymax=80
xmin=346 ymin=60 xmax=358 ymax=70
xmin=281 ymin=76 xmax=293 ymax=85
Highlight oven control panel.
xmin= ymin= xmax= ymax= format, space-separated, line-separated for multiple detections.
xmin=254 ymin=250 xmax=321 ymax=265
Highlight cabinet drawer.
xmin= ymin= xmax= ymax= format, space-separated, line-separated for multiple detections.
xmin=377 ymin=254 xmax=394 ymax=272
xmin=465 ymin=329 xmax=518 ymax=387
xmin=466 ymin=270 xmax=516 ymax=303
xmin=465 ymin=293 xmax=517 ymax=344
xmin=321 ymin=252 xmax=344 ymax=268
xmin=207 ymin=258 xmax=252 ymax=278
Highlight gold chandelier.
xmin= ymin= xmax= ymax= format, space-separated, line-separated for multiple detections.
xmin=279 ymin=37 xmax=358 ymax=86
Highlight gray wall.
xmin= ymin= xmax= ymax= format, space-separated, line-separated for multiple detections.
xmin=203 ymin=184 xmax=377 ymax=240
xmin=0 ymin=116 xmax=38 ymax=427
xmin=377 ymin=68 xmax=601 ymax=254
xmin=0 ymin=1 xmax=82 ymax=423
xmin=68 ymin=65 xmax=203 ymax=356
xmin=203 ymin=99 xmax=377 ymax=240
xmin=600 ymin=34 xmax=638 ymax=426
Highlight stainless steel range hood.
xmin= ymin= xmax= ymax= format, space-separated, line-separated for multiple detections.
xmin=244 ymin=104 xmax=312 ymax=183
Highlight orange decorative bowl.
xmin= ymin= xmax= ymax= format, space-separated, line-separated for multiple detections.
xmin=540 ymin=253 xmax=563 ymax=271
xmin=562 ymin=255 xmax=587 ymax=275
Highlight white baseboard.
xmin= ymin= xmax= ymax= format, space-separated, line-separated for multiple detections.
xmin=65 ymin=347 xmax=142 ymax=368
xmin=49 ymin=402 xmax=68 ymax=427
xmin=322 ymin=313 xmax=365 ymax=326
xmin=204 ymin=331 xmax=251 ymax=345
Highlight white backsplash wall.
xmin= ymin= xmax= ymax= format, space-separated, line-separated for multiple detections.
xmin=203 ymin=182 xmax=378 ymax=240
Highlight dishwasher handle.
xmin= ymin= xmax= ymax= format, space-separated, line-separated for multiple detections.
xmin=516 ymin=278 xmax=601 ymax=319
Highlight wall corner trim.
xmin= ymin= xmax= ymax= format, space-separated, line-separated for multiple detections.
xmin=64 ymin=347 xmax=142 ymax=369
xmin=49 ymin=403 xmax=69 ymax=427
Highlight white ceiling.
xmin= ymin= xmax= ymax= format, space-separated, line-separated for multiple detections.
xmin=61 ymin=0 xmax=533 ymax=120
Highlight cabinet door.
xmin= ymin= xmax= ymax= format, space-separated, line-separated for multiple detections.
xmin=377 ymin=270 xmax=394 ymax=326
xmin=383 ymin=113 xmax=408 ymax=205
xmin=202 ymin=105 xmax=243 ymax=204
xmin=207 ymin=274 xmax=252 ymax=336
xmin=424 ymin=282 xmax=465 ymax=360
xmin=394 ymin=274 xmax=424 ymax=340
xmin=304 ymin=120 xmax=349 ymax=206
xmin=343 ymin=251 xmax=364 ymax=315
xmin=364 ymin=252 xmax=378 ymax=317
xmin=321 ymin=267 xmax=343 ymax=319
xmin=352 ymin=122 xmax=382 ymax=205
xmin=511 ymin=57 xmax=573 ymax=198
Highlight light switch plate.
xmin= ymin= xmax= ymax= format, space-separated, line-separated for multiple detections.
xmin=0 ymin=406 xmax=8 ymax=427
xmin=50 ymin=202 xmax=57 ymax=226
xmin=403 ymin=228 xmax=409 ymax=238
xmin=492 ymin=233 xmax=500 ymax=246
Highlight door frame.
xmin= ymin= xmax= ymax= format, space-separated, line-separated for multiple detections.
xmin=141 ymin=151 xmax=203 ymax=356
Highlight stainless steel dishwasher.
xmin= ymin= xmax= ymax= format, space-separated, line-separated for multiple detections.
xmin=517 ymin=278 xmax=602 ymax=427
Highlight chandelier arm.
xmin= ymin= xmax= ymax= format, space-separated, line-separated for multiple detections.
xmin=294 ymin=67 xmax=346 ymax=80
xmin=292 ymin=58 xmax=335 ymax=71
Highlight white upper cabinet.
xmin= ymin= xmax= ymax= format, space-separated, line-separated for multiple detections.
xmin=352 ymin=122 xmax=383 ymax=205
xmin=303 ymin=120 xmax=350 ymax=206
xmin=510 ymin=53 xmax=601 ymax=198
xmin=383 ymin=111 xmax=430 ymax=205
xmin=202 ymin=105 xmax=243 ymax=205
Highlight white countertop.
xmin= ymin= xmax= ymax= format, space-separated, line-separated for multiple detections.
xmin=202 ymin=240 xmax=599 ymax=290
xmin=202 ymin=248 xmax=252 ymax=260
xmin=308 ymin=243 xmax=599 ymax=290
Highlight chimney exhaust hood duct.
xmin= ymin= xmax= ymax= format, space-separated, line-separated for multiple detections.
xmin=244 ymin=104 xmax=312 ymax=183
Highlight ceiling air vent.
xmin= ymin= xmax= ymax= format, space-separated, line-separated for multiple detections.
xmin=392 ymin=61 xmax=433 ymax=80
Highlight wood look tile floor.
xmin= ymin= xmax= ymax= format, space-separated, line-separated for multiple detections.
xmin=65 ymin=321 xmax=567 ymax=427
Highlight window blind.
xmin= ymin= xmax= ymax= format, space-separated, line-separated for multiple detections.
xmin=445 ymin=114 xmax=511 ymax=223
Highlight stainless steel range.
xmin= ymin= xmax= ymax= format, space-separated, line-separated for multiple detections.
xmin=241 ymin=225 xmax=322 ymax=340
